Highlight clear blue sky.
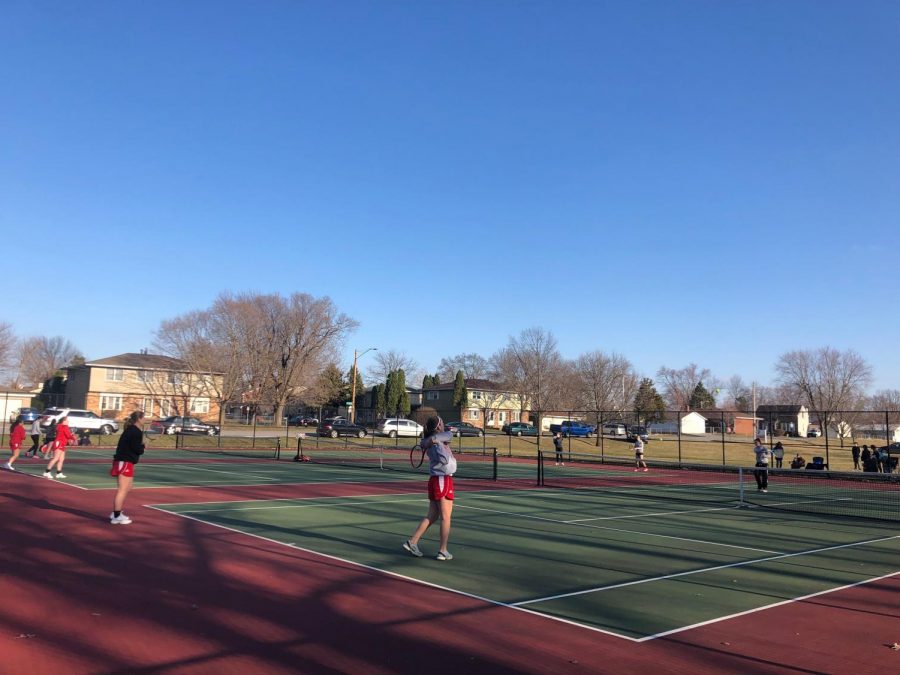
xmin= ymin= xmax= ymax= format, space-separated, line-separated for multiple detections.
xmin=2 ymin=1 xmax=898 ymax=390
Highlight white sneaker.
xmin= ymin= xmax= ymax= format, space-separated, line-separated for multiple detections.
xmin=3 ymin=462 xmax=13 ymax=471
xmin=43 ymin=471 xmax=53 ymax=479
xmin=110 ymin=513 xmax=132 ymax=525
xmin=403 ymin=540 xmax=423 ymax=557
xmin=436 ymin=550 xmax=453 ymax=561
xmin=55 ymin=473 xmax=67 ymax=479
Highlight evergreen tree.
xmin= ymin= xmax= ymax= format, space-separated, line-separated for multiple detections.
xmin=452 ymin=370 xmax=468 ymax=412
xmin=316 ymin=364 xmax=346 ymax=408
xmin=689 ymin=381 xmax=716 ymax=410
xmin=372 ymin=383 xmax=386 ymax=418
xmin=385 ymin=370 xmax=399 ymax=415
xmin=433 ymin=374 xmax=441 ymax=386
xmin=633 ymin=378 xmax=666 ymax=424
xmin=342 ymin=366 xmax=365 ymax=406
xmin=422 ymin=374 xmax=433 ymax=388
xmin=397 ymin=369 xmax=411 ymax=415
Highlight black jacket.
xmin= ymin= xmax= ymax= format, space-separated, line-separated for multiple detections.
xmin=114 ymin=424 xmax=146 ymax=464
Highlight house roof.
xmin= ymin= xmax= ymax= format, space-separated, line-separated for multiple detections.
xmin=76 ymin=353 xmax=197 ymax=372
xmin=424 ymin=378 xmax=502 ymax=392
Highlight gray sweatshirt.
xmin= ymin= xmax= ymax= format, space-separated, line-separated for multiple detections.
xmin=424 ymin=431 xmax=457 ymax=476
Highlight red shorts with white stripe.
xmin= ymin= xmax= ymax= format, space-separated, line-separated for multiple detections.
xmin=110 ymin=460 xmax=135 ymax=477
xmin=427 ymin=475 xmax=454 ymax=501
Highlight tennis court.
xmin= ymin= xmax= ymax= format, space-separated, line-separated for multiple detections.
xmin=29 ymin=445 xmax=891 ymax=641
xmin=5 ymin=442 xmax=899 ymax=672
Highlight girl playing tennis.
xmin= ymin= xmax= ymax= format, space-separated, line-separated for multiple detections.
xmin=403 ymin=416 xmax=457 ymax=561
xmin=43 ymin=415 xmax=75 ymax=479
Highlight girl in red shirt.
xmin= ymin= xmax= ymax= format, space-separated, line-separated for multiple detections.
xmin=43 ymin=416 xmax=76 ymax=480
xmin=5 ymin=417 xmax=26 ymax=471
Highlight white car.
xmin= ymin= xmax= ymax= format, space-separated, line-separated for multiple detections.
xmin=602 ymin=422 xmax=627 ymax=436
xmin=376 ymin=418 xmax=424 ymax=438
xmin=40 ymin=407 xmax=120 ymax=435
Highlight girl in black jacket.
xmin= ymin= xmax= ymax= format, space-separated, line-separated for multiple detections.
xmin=109 ymin=411 xmax=145 ymax=525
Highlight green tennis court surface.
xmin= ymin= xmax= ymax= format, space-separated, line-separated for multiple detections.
xmin=151 ymin=487 xmax=900 ymax=640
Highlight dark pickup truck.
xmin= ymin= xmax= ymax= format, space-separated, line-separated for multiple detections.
xmin=548 ymin=420 xmax=596 ymax=438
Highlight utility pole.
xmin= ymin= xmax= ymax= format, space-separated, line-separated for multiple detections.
xmin=350 ymin=347 xmax=377 ymax=424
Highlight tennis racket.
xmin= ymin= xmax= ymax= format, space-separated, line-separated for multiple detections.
xmin=410 ymin=444 xmax=426 ymax=468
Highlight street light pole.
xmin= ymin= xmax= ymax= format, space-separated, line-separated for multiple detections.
xmin=350 ymin=347 xmax=377 ymax=424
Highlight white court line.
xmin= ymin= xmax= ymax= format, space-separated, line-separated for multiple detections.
xmin=511 ymin=534 xmax=900 ymax=607
xmin=454 ymin=503 xmax=783 ymax=555
xmin=172 ymin=496 xmax=427 ymax=513
xmin=635 ymin=569 xmax=900 ymax=642
xmin=565 ymin=504 xmax=740 ymax=522
xmin=8 ymin=470 xmax=89 ymax=490
xmin=144 ymin=505 xmax=645 ymax=643
xmin=174 ymin=464 xmax=280 ymax=481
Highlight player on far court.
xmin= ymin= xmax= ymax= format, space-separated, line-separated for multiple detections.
xmin=5 ymin=416 xmax=26 ymax=471
xmin=43 ymin=416 xmax=76 ymax=479
xmin=633 ymin=433 xmax=648 ymax=472
xmin=110 ymin=410 xmax=146 ymax=525
xmin=403 ymin=416 xmax=457 ymax=561
xmin=753 ymin=437 xmax=770 ymax=493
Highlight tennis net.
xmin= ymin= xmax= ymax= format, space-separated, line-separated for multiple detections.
xmin=282 ymin=442 xmax=498 ymax=480
xmin=538 ymin=451 xmax=900 ymax=522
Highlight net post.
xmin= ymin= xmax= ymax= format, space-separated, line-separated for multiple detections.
xmin=738 ymin=467 xmax=745 ymax=507
xmin=492 ymin=448 xmax=497 ymax=480
xmin=537 ymin=450 xmax=544 ymax=486
xmin=275 ymin=438 xmax=281 ymax=461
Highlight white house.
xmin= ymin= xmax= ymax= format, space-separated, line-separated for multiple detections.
xmin=1 ymin=388 xmax=34 ymax=423
xmin=853 ymin=424 xmax=900 ymax=443
xmin=648 ymin=411 xmax=707 ymax=436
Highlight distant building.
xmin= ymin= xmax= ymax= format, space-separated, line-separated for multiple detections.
xmin=648 ymin=411 xmax=707 ymax=435
xmin=65 ymin=352 xmax=224 ymax=421
xmin=756 ymin=405 xmax=810 ymax=437
xmin=421 ymin=379 xmax=529 ymax=430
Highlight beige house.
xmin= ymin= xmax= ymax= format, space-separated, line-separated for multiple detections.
xmin=65 ymin=353 xmax=225 ymax=422
xmin=1 ymin=387 xmax=35 ymax=423
xmin=421 ymin=379 xmax=529 ymax=430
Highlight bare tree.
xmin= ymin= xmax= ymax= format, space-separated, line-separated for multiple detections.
xmin=367 ymin=349 xmax=420 ymax=385
xmin=0 ymin=322 xmax=16 ymax=383
xmin=574 ymin=350 xmax=638 ymax=415
xmin=437 ymin=353 xmax=490 ymax=381
xmin=492 ymin=327 xmax=565 ymax=429
xmin=656 ymin=363 xmax=711 ymax=410
xmin=17 ymin=336 xmax=82 ymax=385
xmin=723 ymin=375 xmax=750 ymax=410
xmin=868 ymin=389 xmax=900 ymax=411
xmin=775 ymin=347 xmax=873 ymax=412
xmin=775 ymin=347 xmax=873 ymax=440
xmin=156 ymin=292 xmax=356 ymax=424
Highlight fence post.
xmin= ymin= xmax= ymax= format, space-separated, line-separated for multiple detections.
xmin=600 ymin=410 xmax=605 ymax=462
xmin=677 ymin=410 xmax=682 ymax=464
xmin=823 ymin=411 xmax=830 ymax=468
xmin=721 ymin=411 xmax=726 ymax=466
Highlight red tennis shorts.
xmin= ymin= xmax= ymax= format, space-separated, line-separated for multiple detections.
xmin=110 ymin=460 xmax=135 ymax=477
xmin=427 ymin=475 xmax=454 ymax=501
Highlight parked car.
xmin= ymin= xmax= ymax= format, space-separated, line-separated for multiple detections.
xmin=287 ymin=415 xmax=319 ymax=426
xmin=376 ymin=418 xmax=424 ymax=438
xmin=148 ymin=416 xmax=220 ymax=436
xmin=317 ymin=419 xmax=367 ymax=438
xmin=40 ymin=408 xmax=120 ymax=435
xmin=13 ymin=407 xmax=41 ymax=423
xmin=502 ymin=422 xmax=538 ymax=437
xmin=445 ymin=421 xmax=484 ymax=438
xmin=627 ymin=425 xmax=649 ymax=442
xmin=548 ymin=420 xmax=595 ymax=438
xmin=602 ymin=422 xmax=627 ymax=437
xmin=807 ymin=428 xmax=822 ymax=438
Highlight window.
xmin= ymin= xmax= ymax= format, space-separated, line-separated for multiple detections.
xmin=160 ymin=399 xmax=173 ymax=417
xmin=142 ymin=397 xmax=154 ymax=416
xmin=167 ymin=373 xmax=183 ymax=385
xmin=100 ymin=394 xmax=123 ymax=411
xmin=106 ymin=368 xmax=124 ymax=382
xmin=469 ymin=409 xmax=479 ymax=419
xmin=426 ymin=391 xmax=439 ymax=401
xmin=190 ymin=398 xmax=210 ymax=414
xmin=138 ymin=370 xmax=151 ymax=382
xmin=500 ymin=411 xmax=507 ymax=423
xmin=472 ymin=390 xmax=483 ymax=400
